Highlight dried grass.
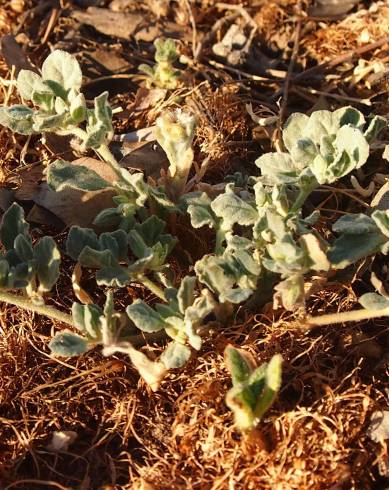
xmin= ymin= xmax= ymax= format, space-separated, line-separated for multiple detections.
xmin=1 ymin=282 xmax=387 ymax=489
xmin=303 ymin=1 xmax=389 ymax=62
xmin=0 ymin=1 xmax=388 ymax=489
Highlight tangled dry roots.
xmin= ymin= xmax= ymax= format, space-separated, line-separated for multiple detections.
xmin=1 ymin=283 xmax=387 ymax=489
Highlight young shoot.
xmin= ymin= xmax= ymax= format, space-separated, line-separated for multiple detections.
xmin=139 ymin=38 xmax=181 ymax=90
xmin=155 ymin=109 xmax=196 ymax=200
xmin=225 ymin=346 xmax=282 ymax=432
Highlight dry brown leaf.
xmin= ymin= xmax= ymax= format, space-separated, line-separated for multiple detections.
xmin=309 ymin=0 xmax=359 ymax=18
xmin=72 ymin=261 xmax=94 ymax=305
xmin=1 ymin=34 xmax=37 ymax=75
xmin=86 ymin=48 xmax=133 ymax=73
xmin=72 ymin=7 xmax=143 ymax=39
xmin=119 ymin=141 xmax=168 ymax=179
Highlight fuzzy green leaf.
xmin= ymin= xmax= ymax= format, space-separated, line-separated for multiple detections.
xmin=34 ymin=236 xmax=61 ymax=293
xmin=177 ymin=276 xmax=196 ymax=314
xmin=66 ymin=227 xmax=99 ymax=261
xmin=328 ymin=233 xmax=386 ymax=268
xmin=72 ymin=302 xmax=102 ymax=338
xmin=359 ymin=293 xmax=389 ymax=311
xmin=96 ymin=266 xmax=130 ymax=287
xmin=14 ymin=234 xmax=33 ymax=262
xmin=47 ymin=160 xmax=111 ymax=192
xmin=251 ymin=354 xmax=282 ymax=422
xmin=364 ymin=115 xmax=386 ymax=143
xmin=211 ymin=186 xmax=257 ymax=229
xmin=1 ymin=203 xmax=29 ymax=251
xmin=333 ymin=214 xmax=378 ymax=235
xmin=49 ymin=331 xmax=89 ymax=357
xmin=372 ymin=210 xmax=389 ymax=238
xmin=0 ymin=105 xmax=35 ymax=134
xmin=78 ymin=247 xmax=114 ymax=268
xmin=17 ymin=70 xmax=47 ymax=100
xmin=255 ymin=152 xmax=300 ymax=184
xmin=160 ymin=341 xmax=191 ymax=368
xmin=69 ymin=93 xmax=86 ymax=123
xmin=282 ymin=112 xmax=309 ymax=153
xmin=42 ymin=50 xmax=82 ymax=92
xmin=184 ymin=192 xmax=218 ymax=229
xmin=224 ymin=345 xmax=255 ymax=386
xmin=126 ymin=300 xmax=165 ymax=332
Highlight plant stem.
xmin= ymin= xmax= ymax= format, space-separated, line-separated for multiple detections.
xmin=289 ymin=184 xmax=317 ymax=215
xmin=95 ymin=143 xmax=120 ymax=170
xmin=138 ymin=276 xmax=166 ymax=301
xmin=58 ymin=128 xmax=127 ymax=188
xmin=215 ymin=227 xmax=226 ymax=255
xmin=0 ymin=291 xmax=73 ymax=325
xmin=305 ymin=307 xmax=389 ymax=328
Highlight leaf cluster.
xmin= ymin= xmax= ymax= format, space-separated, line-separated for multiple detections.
xmin=139 ymin=38 xmax=181 ymax=89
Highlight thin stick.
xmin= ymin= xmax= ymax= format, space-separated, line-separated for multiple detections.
xmin=278 ymin=3 xmax=302 ymax=127
xmin=293 ymin=35 xmax=389 ymax=83
xmin=184 ymin=0 xmax=200 ymax=60
xmin=304 ymin=307 xmax=389 ymax=328
xmin=293 ymin=86 xmax=372 ymax=106
xmin=207 ymin=59 xmax=282 ymax=82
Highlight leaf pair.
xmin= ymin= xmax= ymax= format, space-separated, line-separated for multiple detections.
xmin=225 ymin=346 xmax=282 ymax=432
xmin=66 ymin=216 xmax=176 ymax=287
xmin=49 ymin=291 xmax=116 ymax=357
xmin=0 ymin=51 xmax=86 ymax=135
xmin=0 ymin=203 xmax=60 ymax=297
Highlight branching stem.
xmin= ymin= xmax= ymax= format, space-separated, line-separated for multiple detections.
xmin=289 ymin=184 xmax=316 ymax=214
xmin=0 ymin=291 xmax=73 ymax=325
xmin=138 ymin=276 xmax=166 ymax=301
xmin=215 ymin=227 xmax=226 ymax=255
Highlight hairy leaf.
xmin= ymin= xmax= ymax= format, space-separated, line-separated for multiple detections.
xmin=66 ymin=227 xmax=99 ymax=261
xmin=34 ymin=236 xmax=61 ymax=293
xmin=42 ymin=50 xmax=82 ymax=92
xmin=359 ymin=293 xmax=389 ymax=311
xmin=126 ymin=300 xmax=165 ymax=332
xmin=47 ymin=160 xmax=111 ymax=192
xmin=49 ymin=331 xmax=89 ymax=357
xmin=1 ymin=203 xmax=29 ymax=251
xmin=160 ymin=341 xmax=191 ymax=368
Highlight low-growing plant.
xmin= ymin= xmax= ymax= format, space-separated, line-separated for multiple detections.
xmin=139 ymin=38 xmax=181 ymax=89
xmin=224 ymin=346 xmax=282 ymax=432
xmin=0 ymin=49 xmax=388 ymax=418
xmin=0 ymin=203 xmax=60 ymax=305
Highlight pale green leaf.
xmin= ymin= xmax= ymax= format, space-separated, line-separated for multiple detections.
xmin=42 ymin=50 xmax=82 ymax=91
xmin=47 ymin=159 xmax=111 ymax=192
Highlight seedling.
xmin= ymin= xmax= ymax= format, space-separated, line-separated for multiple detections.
xmin=139 ymin=38 xmax=181 ymax=89
xmin=225 ymin=346 xmax=282 ymax=432
xmin=155 ymin=109 xmax=196 ymax=199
